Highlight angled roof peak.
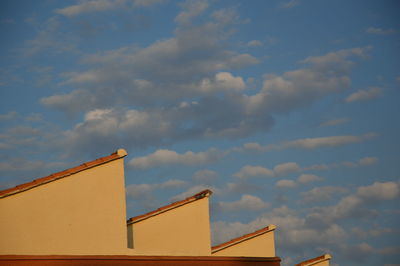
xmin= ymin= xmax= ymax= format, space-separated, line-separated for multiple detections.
xmin=211 ymin=225 xmax=277 ymax=253
xmin=127 ymin=189 xmax=213 ymax=224
xmin=0 ymin=149 xmax=128 ymax=199
xmin=295 ymin=254 xmax=332 ymax=266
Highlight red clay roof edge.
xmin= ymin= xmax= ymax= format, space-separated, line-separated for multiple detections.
xmin=127 ymin=189 xmax=212 ymax=224
xmin=294 ymin=254 xmax=332 ymax=266
xmin=211 ymin=224 xmax=277 ymax=253
xmin=0 ymin=149 xmax=128 ymax=199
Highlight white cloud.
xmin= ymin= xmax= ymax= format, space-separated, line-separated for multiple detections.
xmin=319 ymin=117 xmax=350 ymax=127
xmin=198 ymin=72 xmax=246 ymax=93
xmin=357 ymin=181 xmax=400 ymax=201
xmin=301 ymin=47 xmax=368 ymax=66
xmin=366 ymin=27 xmax=397 ymax=35
xmin=306 ymin=181 xmax=400 ymax=226
xmin=212 ymin=205 xmax=347 ymax=251
xmin=45 ymin=6 xmax=258 ymax=113
xmin=235 ymin=142 xmax=276 ymax=153
xmin=0 ymin=158 xmax=67 ymax=173
xmin=233 ymin=165 xmax=274 ymax=179
xmin=281 ymin=0 xmax=301 ymax=9
xmin=56 ymin=0 xmax=119 ymax=16
xmin=345 ymin=87 xmax=382 ymax=103
xmin=358 ymin=157 xmax=378 ymax=166
xmin=211 ymin=220 xmax=255 ymax=245
xmin=175 ymin=0 xmax=208 ymax=25
xmin=351 ymin=227 xmax=397 ymax=239
xmin=22 ymin=16 xmax=77 ymax=57
xmin=305 ymin=156 xmax=378 ymax=171
xmin=0 ymin=111 xmax=18 ymax=121
xmin=126 ymin=179 xmax=186 ymax=199
xmin=218 ymin=194 xmax=270 ymax=212
xmin=302 ymin=186 xmax=348 ymax=203
xmin=55 ymin=0 xmax=163 ymax=17
xmin=42 ymin=35 xmax=368 ymax=154
xmin=276 ymin=179 xmax=297 ymax=188
xmin=192 ymin=169 xmax=218 ymax=184
xmin=273 ymin=162 xmax=301 ymax=175
xmin=275 ymin=174 xmax=322 ymax=190
xmin=282 ymin=133 xmax=377 ymax=149
xmin=224 ymin=181 xmax=260 ymax=194
xmin=129 ymin=148 xmax=226 ymax=169
xmin=297 ymin=174 xmax=323 ymax=184
xmin=237 ymin=134 xmax=376 ymax=154
xmin=247 ymin=40 xmax=263 ymax=47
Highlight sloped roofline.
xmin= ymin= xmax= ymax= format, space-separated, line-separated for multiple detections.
xmin=127 ymin=189 xmax=212 ymax=224
xmin=295 ymin=254 xmax=332 ymax=266
xmin=0 ymin=149 xmax=128 ymax=199
xmin=211 ymin=225 xmax=277 ymax=253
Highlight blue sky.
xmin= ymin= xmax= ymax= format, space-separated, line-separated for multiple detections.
xmin=1 ymin=0 xmax=399 ymax=265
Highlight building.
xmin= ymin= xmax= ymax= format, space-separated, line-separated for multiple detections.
xmin=0 ymin=149 xmax=281 ymax=265
xmin=295 ymin=254 xmax=332 ymax=266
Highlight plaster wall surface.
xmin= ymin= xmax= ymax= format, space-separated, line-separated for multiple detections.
xmin=212 ymin=231 xmax=275 ymax=257
xmin=127 ymin=197 xmax=211 ymax=256
xmin=0 ymin=159 xmax=128 ymax=255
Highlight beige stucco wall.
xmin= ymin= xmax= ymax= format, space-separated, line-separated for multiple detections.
xmin=312 ymin=261 xmax=330 ymax=266
xmin=212 ymin=230 xmax=275 ymax=257
xmin=127 ymin=197 xmax=211 ymax=256
xmin=0 ymin=158 xmax=128 ymax=255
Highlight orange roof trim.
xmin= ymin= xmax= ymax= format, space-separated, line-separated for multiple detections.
xmin=0 ymin=149 xmax=128 ymax=199
xmin=211 ymin=224 xmax=277 ymax=253
xmin=295 ymin=254 xmax=332 ymax=266
xmin=127 ymin=189 xmax=212 ymax=224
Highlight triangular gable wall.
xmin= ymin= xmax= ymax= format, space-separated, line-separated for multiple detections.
xmin=127 ymin=190 xmax=212 ymax=256
xmin=0 ymin=149 xmax=128 ymax=255
xmin=212 ymin=225 xmax=276 ymax=257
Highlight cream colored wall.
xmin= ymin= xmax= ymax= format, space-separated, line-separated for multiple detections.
xmin=0 ymin=159 xmax=128 ymax=255
xmin=127 ymin=197 xmax=211 ymax=256
xmin=212 ymin=230 xmax=275 ymax=257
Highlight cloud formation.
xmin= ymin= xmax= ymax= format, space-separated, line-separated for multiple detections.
xmin=40 ymin=3 xmax=370 ymax=155
xmin=238 ymin=133 xmax=376 ymax=154
xmin=233 ymin=165 xmax=274 ymax=179
xmin=319 ymin=118 xmax=350 ymax=127
xmin=366 ymin=27 xmax=397 ymax=35
xmin=275 ymin=174 xmax=323 ymax=189
xmin=129 ymin=148 xmax=226 ymax=169
xmin=273 ymin=162 xmax=301 ymax=176
xmin=282 ymin=133 xmax=377 ymax=149
xmin=55 ymin=0 xmax=164 ymax=17
xmin=297 ymin=174 xmax=323 ymax=184
xmin=306 ymin=181 xmax=400 ymax=227
xmin=126 ymin=179 xmax=187 ymax=199
xmin=345 ymin=87 xmax=383 ymax=103
xmin=213 ymin=180 xmax=399 ymax=264
xmin=192 ymin=169 xmax=219 ymax=184
xmin=301 ymin=186 xmax=348 ymax=203
xmin=218 ymin=194 xmax=270 ymax=212
xmin=275 ymin=179 xmax=297 ymax=188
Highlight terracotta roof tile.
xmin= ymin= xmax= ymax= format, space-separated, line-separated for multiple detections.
xmin=295 ymin=254 xmax=331 ymax=266
xmin=211 ymin=225 xmax=277 ymax=253
xmin=0 ymin=149 xmax=128 ymax=199
xmin=127 ymin=190 xmax=212 ymax=224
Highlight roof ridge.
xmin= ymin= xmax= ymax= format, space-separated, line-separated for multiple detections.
xmin=127 ymin=189 xmax=212 ymax=224
xmin=0 ymin=149 xmax=128 ymax=199
xmin=295 ymin=254 xmax=332 ymax=266
xmin=211 ymin=224 xmax=276 ymax=253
